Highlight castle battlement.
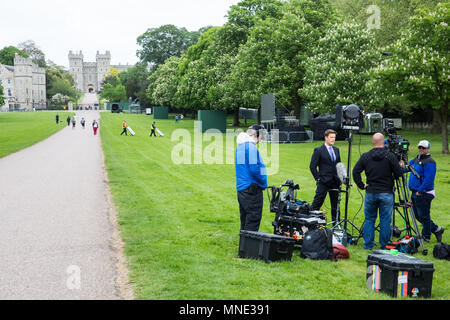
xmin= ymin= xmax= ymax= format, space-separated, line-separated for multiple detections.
xmin=69 ymin=50 xmax=130 ymax=93
xmin=13 ymin=53 xmax=33 ymax=66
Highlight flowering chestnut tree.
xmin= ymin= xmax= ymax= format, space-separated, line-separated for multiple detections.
xmin=299 ymin=21 xmax=381 ymax=115
xmin=367 ymin=3 xmax=449 ymax=154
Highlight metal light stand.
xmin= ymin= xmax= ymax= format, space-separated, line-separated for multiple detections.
xmin=332 ymin=127 xmax=361 ymax=246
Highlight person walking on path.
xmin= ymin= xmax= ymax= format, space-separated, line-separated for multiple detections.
xmin=72 ymin=115 xmax=76 ymax=129
xmin=81 ymin=117 xmax=86 ymax=129
xmin=92 ymin=120 xmax=99 ymax=135
xmin=121 ymin=120 xmax=128 ymax=136
xmin=67 ymin=115 xmax=71 ymax=126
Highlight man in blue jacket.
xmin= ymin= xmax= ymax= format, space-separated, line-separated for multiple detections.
xmin=235 ymin=124 xmax=268 ymax=231
xmin=409 ymin=140 xmax=444 ymax=242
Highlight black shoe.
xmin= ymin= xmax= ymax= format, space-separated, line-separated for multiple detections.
xmin=434 ymin=227 xmax=444 ymax=243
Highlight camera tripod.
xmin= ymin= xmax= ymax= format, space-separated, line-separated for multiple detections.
xmin=392 ymin=171 xmax=428 ymax=255
xmin=353 ymin=168 xmax=428 ymax=255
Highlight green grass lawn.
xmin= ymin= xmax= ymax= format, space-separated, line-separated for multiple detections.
xmin=0 ymin=111 xmax=71 ymax=158
xmin=100 ymin=112 xmax=449 ymax=300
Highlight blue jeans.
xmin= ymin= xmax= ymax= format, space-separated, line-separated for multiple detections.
xmin=363 ymin=193 xmax=394 ymax=250
xmin=411 ymin=193 xmax=437 ymax=240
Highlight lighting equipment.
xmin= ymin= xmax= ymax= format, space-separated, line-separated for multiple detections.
xmin=335 ymin=104 xmax=364 ymax=130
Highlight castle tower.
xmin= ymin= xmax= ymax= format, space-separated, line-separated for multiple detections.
xmin=13 ymin=53 xmax=33 ymax=109
xmin=32 ymin=64 xmax=46 ymax=108
xmin=68 ymin=50 xmax=84 ymax=92
xmin=96 ymin=50 xmax=111 ymax=92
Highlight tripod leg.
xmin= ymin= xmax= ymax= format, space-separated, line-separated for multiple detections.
xmin=398 ymin=175 xmax=428 ymax=255
xmin=407 ymin=205 xmax=428 ymax=255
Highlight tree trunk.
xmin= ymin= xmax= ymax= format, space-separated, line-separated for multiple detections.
xmin=233 ymin=108 xmax=240 ymax=127
xmin=293 ymin=96 xmax=302 ymax=121
xmin=431 ymin=109 xmax=441 ymax=134
xmin=439 ymin=100 xmax=449 ymax=154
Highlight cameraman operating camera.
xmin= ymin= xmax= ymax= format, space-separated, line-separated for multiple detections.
xmin=352 ymin=133 xmax=403 ymax=250
xmin=408 ymin=140 xmax=444 ymax=242
xmin=235 ymin=125 xmax=268 ymax=231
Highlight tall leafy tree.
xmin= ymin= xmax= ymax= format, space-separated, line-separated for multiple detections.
xmin=45 ymin=62 xmax=80 ymax=102
xmin=300 ymin=21 xmax=381 ymax=114
xmin=0 ymin=46 xmax=28 ymax=65
xmin=367 ymin=3 xmax=449 ymax=154
xmin=229 ymin=0 xmax=336 ymax=118
xmin=118 ymin=63 xmax=152 ymax=107
xmin=100 ymin=83 xmax=127 ymax=102
xmin=176 ymin=0 xmax=286 ymax=124
xmin=17 ymin=40 xmax=46 ymax=67
xmin=147 ymin=56 xmax=183 ymax=107
xmin=330 ymin=0 xmax=441 ymax=47
xmin=136 ymin=24 xmax=202 ymax=67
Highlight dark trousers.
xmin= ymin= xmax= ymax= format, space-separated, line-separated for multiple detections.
xmin=237 ymin=184 xmax=263 ymax=232
xmin=311 ymin=182 xmax=339 ymax=224
xmin=121 ymin=128 xmax=127 ymax=136
xmin=150 ymin=129 xmax=156 ymax=137
xmin=411 ymin=193 xmax=438 ymax=240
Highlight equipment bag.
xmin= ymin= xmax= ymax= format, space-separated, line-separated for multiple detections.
xmin=333 ymin=243 xmax=350 ymax=259
xmin=301 ymin=227 xmax=336 ymax=261
xmin=386 ymin=236 xmax=418 ymax=254
xmin=433 ymin=243 xmax=450 ymax=260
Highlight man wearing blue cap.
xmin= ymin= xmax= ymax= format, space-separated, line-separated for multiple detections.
xmin=408 ymin=140 xmax=444 ymax=242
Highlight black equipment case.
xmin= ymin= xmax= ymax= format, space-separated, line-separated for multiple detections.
xmin=366 ymin=250 xmax=434 ymax=298
xmin=239 ymin=230 xmax=295 ymax=263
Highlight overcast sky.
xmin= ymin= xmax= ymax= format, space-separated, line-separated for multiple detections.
xmin=0 ymin=0 xmax=241 ymax=68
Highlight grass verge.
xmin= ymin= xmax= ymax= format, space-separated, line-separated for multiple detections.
xmin=100 ymin=112 xmax=449 ymax=300
xmin=0 ymin=111 xmax=71 ymax=158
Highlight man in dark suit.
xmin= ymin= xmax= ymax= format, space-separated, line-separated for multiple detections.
xmin=309 ymin=129 xmax=341 ymax=225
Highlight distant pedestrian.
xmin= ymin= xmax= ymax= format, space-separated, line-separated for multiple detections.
xmin=81 ymin=117 xmax=86 ymax=129
xmin=67 ymin=116 xmax=71 ymax=126
xmin=149 ymin=121 xmax=157 ymax=137
xmin=56 ymin=114 xmax=59 ymax=124
xmin=121 ymin=120 xmax=128 ymax=136
xmin=92 ymin=120 xmax=99 ymax=135
xmin=72 ymin=116 xmax=76 ymax=129
xmin=175 ymin=115 xmax=178 ymax=123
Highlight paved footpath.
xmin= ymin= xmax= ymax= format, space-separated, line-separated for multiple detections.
xmin=0 ymin=110 xmax=127 ymax=299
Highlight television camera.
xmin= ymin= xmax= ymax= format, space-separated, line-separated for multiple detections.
xmin=268 ymin=180 xmax=326 ymax=241
xmin=383 ymin=119 xmax=410 ymax=161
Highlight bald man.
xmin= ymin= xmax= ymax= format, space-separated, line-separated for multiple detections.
xmin=353 ymin=132 xmax=403 ymax=250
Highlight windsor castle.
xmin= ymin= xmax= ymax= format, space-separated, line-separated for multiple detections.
xmin=0 ymin=50 xmax=132 ymax=111
xmin=68 ymin=50 xmax=132 ymax=93
xmin=0 ymin=54 xmax=46 ymax=111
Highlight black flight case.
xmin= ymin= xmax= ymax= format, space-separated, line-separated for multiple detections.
xmin=238 ymin=230 xmax=295 ymax=263
xmin=366 ymin=250 xmax=434 ymax=298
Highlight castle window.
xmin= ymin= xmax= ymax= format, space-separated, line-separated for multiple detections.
xmin=8 ymin=89 xmax=11 ymax=96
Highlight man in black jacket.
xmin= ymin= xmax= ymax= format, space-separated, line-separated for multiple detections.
xmin=353 ymin=132 xmax=403 ymax=250
xmin=310 ymin=129 xmax=341 ymax=225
